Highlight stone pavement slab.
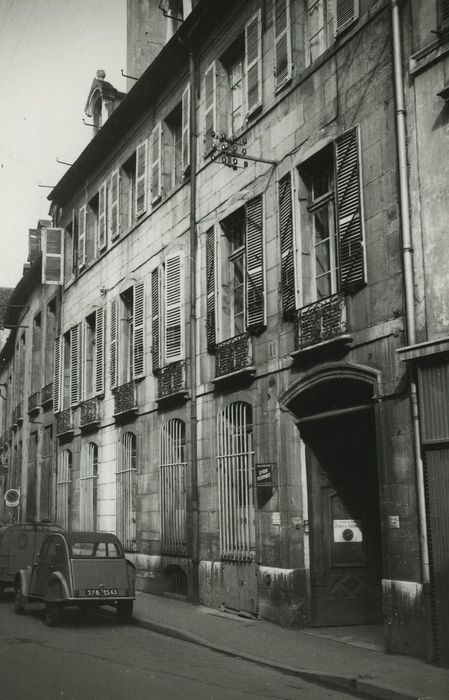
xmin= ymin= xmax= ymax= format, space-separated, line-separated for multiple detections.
xmin=118 ymin=591 xmax=449 ymax=700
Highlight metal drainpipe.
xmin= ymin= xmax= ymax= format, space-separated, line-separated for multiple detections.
xmin=391 ymin=0 xmax=430 ymax=586
xmin=188 ymin=46 xmax=199 ymax=603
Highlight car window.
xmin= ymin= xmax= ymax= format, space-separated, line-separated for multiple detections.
xmin=71 ymin=542 xmax=120 ymax=558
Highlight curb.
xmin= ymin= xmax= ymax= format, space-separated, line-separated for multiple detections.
xmin=102 ymin=609 xmax=420 ymax=700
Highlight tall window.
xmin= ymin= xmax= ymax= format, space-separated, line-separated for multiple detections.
xmin=80 ymin=442 xmax=98 ymax=530
xmin=306 ymin=0 xmax=359 ymax=64
xmin=307 ymin=152 xmax=338 ymax=300
xmin=31 ymin=313 xmax=42 ymax=394
xmin=160 ymin=419 xmax=187 ymax=555
xmin=57 ymin=449 xmax=72 ymax=530
xmin=206 ymin=195 xmax=265 ymax=347
xmin=151 ymin=254 xmax=184 ymax=372
xmin=116 ymin=432 xmax=137 ymax=551
xmin=110 ymin=282 xmax=145 ymax=388
xmin=217 ymin=402 xmax=255 ymax=560
xmin=26 ymin=432 xmax=38 ymax=521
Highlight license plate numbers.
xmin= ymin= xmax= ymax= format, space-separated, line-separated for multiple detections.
xmin=86 ymin=588 xmax=118 ymax=597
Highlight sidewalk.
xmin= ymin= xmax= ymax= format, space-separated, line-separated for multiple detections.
xmin=124 ymin=591 xmax=449 ymax=700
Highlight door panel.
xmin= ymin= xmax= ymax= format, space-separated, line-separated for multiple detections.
xmin=304 ymin=410 xmax=382 ymax=626
xmin=223 ymin=562 xmax=258 ymax=615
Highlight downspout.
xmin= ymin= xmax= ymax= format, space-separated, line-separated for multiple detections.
xmin=187 ymin=45 xmax=199 ymax=603
xmin=391 ymin=0 xmax=430 ymax=587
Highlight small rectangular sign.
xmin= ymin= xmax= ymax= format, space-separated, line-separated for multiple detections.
xmin=333 ymin=519 xmax=363 ymax=542
xmin=388 ymin=515 xmax=400 ymax=529
xmin=255 ymin=463 xmax=277 ymax=508
xmin=272 ymin=512 xmax=281 ymax=526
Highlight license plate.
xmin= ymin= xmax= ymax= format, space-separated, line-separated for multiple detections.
xmin=86 ymin=588 xmax=119 ymax=597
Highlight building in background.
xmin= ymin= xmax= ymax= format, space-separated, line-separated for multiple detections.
xmin=2 ymin=0 xmax=449 ymax=667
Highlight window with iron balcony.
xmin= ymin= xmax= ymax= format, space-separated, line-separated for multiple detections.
xmin=279 ymin=127 xmax=365 ymax=360
xmin=206 ymin=196 xmax=265 ymax=383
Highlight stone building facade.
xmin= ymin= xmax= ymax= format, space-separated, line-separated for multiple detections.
xmin=1 ymin=0 xmax=444 ymax=664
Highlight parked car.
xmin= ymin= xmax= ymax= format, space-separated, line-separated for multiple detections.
xmin=0 ymin=522 xmax=63 ymax=597
xmin=14 ymin=531 xmax=136 ymax=626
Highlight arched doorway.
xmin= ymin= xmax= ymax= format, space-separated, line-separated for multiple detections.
xmin=282 ymin=364 xmax=383 ymax=626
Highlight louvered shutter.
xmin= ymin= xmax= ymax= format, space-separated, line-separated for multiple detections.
xmin=204 ymin=63 xmax=217 ymax=154
xmin=98 ymin=182 xmax=107 ymax=250
xmin=110 ymin=298 xmax=119 ymax=389
xmin=71 ymin=210 xmax=78 ymax=273
xmin=439 ymin=0 xmax=449 ymax=30
xmin=78 ymin=205 xmax=87 ymax=268
xmin=245 ymin=11 xmax=262 ymax=115
xmin=206 ymin=227 xmax=216 ymax=350
xmin=151 ymin=124 xmax=162 ymax=201
xmin=246 ymin=195 xmax=265 ymax=333
xmin=80 ymin=321 xmax=86 ymax=402
xmin=182 ymin=83 xmax=190 ymax=173
xmin=165 ymin=254 xmax=184 ymax=363
xmin=42 ymin=228 xmax=64 ymax=285
xmin=335 ymin=0 xmax=359 ymax=34
xmin=135 ymin=140 xmax=148 ymax=216
xmin=95 ymin=307 xmax=104 ymax=395
xmin=53 ymin=336 xmax=62 ymax=414
xmin=273 ymin=0 xmax=292 ymax=90
xmin=133 ymin=282 xmax=145 ymax=379
xmin=110 ymin=169 xmax=120 ymax=240
xmin=28 ymin=229 xmax=40 ymax=263
xmin=70 ymin=325 xmax=80 ymax=406
xmin=151 ymin=268 xmax=160 ymax=373
xmin=335 ymin=126 xmax=366 ymax=292
xmin=279 ymin=173 xmax=296 ymax=319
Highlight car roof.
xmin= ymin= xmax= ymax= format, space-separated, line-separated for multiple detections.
xmin=54 ymin=531 xmax=123 ymax=545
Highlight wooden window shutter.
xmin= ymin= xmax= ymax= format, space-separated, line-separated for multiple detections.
xmin=98 ymin=182 xmax=107 ymax=251
xmin=206 ymin=227 xmax=216 ymax=350
xmin=110 ymin=169 xmax=120 ymax=240
xmin=165 ymin=253 xmax=184 ymax=363
xmin=245 ymin=11 xmax=262 ymax=115
xmin=204 ymin=62 xmax=217 ymax=154
xmin=78 ymin=205 xmax=87 ymax=268
xmin=71 ymin=210 xmax=78 ymax=273
xmin=151 ymin=124 xmax=162 ymax=202
xmin=41 ymin=228 xmax=64 ymax=285
xmin=133 ymin=282 xmax=145 ymax=379
xmin=70 ymin=325 xmax=80 ymax=406
xmin=273 ymin=0 xmax=292 ymax=90
xmin=110 ymin=298 xmax=119 ymax=389
xmin=135 ymin=140 xmax=148 ymax=216
xmin=151 ymin=268 xmax=160 ymax=373
xmin=181 ymin=83 xmax=190 ymax=174
xmin=53 ymin=336 xmax=62 ymax=414
xmin=439 ymin=0 xmax=449 ymax=30
xmin=335 ymin=0 xmax=359 ymax=35
xmin=245 ymin=195 xmax=266 ymax=334
xmin=95 ymin=307 xmax=105 ymax=395
xmin=279 ymin=173 xmax=296 ymax=319
xmin=335 ymin=126 xmax=366 ymax=292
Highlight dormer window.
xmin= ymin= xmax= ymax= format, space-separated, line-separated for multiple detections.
xmin=163 ymin=0 xmax=183 ymax=42
xmin=84 ymin=70 xmax=125 ymax=137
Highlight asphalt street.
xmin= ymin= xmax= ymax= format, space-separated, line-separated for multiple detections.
xmin=0 ymin=594 xmax=362 ymax=700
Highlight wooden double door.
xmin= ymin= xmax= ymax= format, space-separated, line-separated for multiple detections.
xmin=302 ymin=409 xmax=383 ymax=626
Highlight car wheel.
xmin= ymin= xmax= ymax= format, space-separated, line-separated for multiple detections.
xmin=44 ymin=602 xmax=63 ymax=627
xmin=116 ymin=600 xmax=133 ymax=624
xmin=14 ymin=587 xmax=26 ymax=615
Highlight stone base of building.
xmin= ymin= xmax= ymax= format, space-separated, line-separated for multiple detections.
xmin=382 ymin=579 xmax=434 ymax=660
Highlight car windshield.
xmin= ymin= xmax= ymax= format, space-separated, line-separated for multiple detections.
xmin=71 ymin=542 xmax=121 ymax=558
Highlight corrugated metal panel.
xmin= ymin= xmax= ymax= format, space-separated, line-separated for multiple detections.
xmin=418 ymin=363 xmax=449 ymax=442
xmin=424 ymin=448 xmax=449 ymax=665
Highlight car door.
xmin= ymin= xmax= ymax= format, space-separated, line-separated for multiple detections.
xmin=32 ymin=537 xmax=58 ymax=596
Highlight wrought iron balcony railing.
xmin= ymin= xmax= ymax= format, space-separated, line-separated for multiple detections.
xmin=56 ymin=408 xmax=74 ymax=436
xmin=28 ymin=391 xmax=41 ymax=414
xmin=41 ymin=382 xmax=53 ymax=407
xmin=294 ymin=293 xmax=347 ymax=350
xmin=215 ymin=332 xmax=254 ymax=380
xmin=80 ymin=397 xmax=101 ymax=429
xmin=113 ymin=381 xmax=137 ymax=418
xmin=157 ymin=360 xmax=188 ymax=402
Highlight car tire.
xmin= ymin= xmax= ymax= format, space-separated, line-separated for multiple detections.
xmin=14 ymin=587 xmax=26 ymax=615
xmin=116 ymin=600 xmax=133 ymax=624
xmin=44 ymin=602 xmax=63 ymax=627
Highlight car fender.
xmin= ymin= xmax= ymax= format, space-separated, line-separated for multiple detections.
xmin=44 ymin=572 xmax=70 ymax=601
xmin=126 ymin=560 xmax=136 ymax=595
xmin=15 ymin=567 xmax=32 ymax=597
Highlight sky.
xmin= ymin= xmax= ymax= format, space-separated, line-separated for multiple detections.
xmin=0 ymin=0 xmax=127 ymax=288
